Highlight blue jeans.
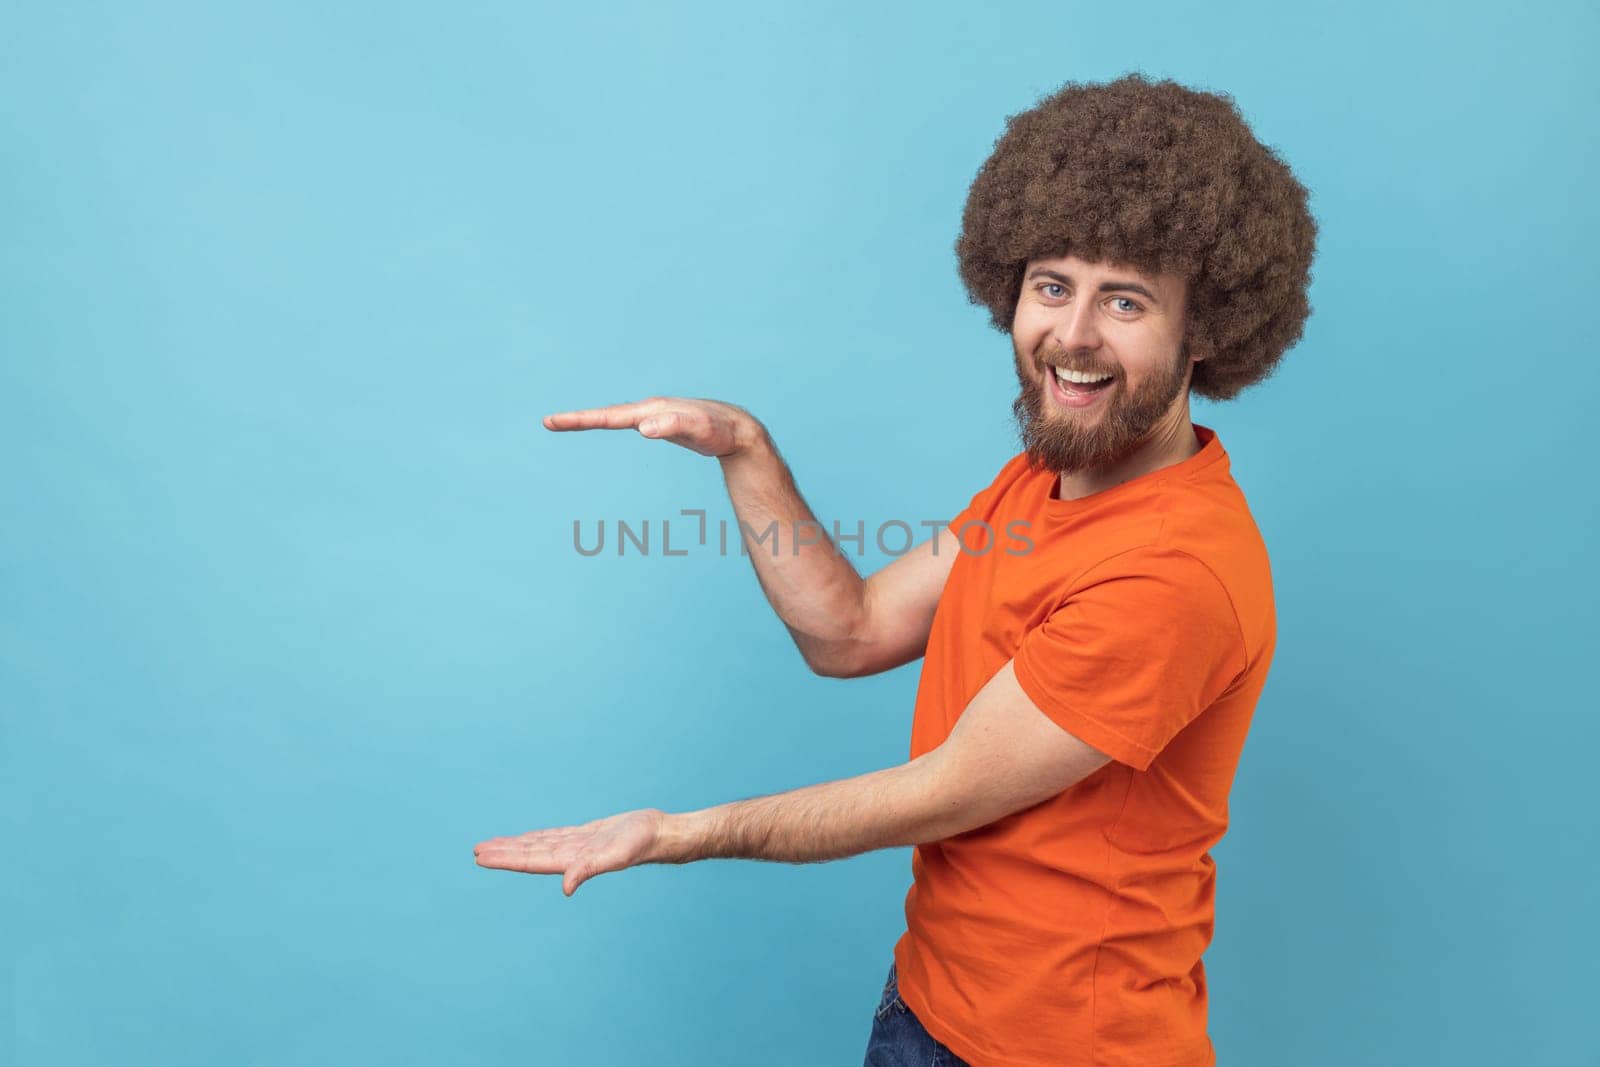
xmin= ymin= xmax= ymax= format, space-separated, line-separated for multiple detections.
xmin=863 ymin=960 xmax=973 ymax=1066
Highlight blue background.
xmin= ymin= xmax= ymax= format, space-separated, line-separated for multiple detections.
xmin=4 ymin=3 xmax=1596 ymax=1064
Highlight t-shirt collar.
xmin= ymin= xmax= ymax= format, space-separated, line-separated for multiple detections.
xmin=1038 ymin=422 xmax=1226 ymax=516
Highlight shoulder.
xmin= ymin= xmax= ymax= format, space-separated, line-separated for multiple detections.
xmin=1078 ymin=543 xmax=1239 ymax=618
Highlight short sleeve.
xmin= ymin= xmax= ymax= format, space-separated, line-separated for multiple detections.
xmin=1012 ymin=548 xmax=1247 ymax=771
xmin=946 ymin=483 xmax=990 ymax=539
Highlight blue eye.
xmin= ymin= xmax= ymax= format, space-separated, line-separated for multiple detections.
xmin=1038 ymin=284 xmax=1142 ymax=313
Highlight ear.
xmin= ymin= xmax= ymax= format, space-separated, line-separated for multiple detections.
xmin=1184 ymin=333 xmax=1215 ymax=364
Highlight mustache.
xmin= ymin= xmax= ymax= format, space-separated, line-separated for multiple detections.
xmin=1036 ymin=352 xmax=1119 ymax=378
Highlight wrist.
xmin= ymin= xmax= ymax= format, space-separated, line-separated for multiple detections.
xmin=722 ymin=417 xmax=774 ymax=465
xmin=647 ymin=809 xmax=705 ymax=866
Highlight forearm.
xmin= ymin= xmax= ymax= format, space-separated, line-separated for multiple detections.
xmin=646 ymin=752 xmax=957 ymax=865
xmin=717 ymin=429 xmax=870 ymax=668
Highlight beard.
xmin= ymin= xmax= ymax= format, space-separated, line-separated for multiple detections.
xmin=1010 ymin=338 xmax=1190 ymax=476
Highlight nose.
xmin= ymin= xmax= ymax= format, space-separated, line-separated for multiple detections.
xmin=1051 ymin=294 xmax=1103 ymax=354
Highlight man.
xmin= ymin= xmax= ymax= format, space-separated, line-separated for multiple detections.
xmin=475 ymin=71 xmax=1317 ymax=1066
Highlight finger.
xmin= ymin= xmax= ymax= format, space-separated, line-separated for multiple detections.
xmin=472 ymin=835 xmax=519 ymax=853
xmin=473 ymin=837 xmax=530 ymax=856
xmin=474 ymin=843 xmax=566 ymax=874
xmin=565 ymin=835 xmax=647 ymax=895
xmin=475 ymin=853 xmax=557 ymax=874
xmin=638 ymin=410 xmax=679 ymax=437
xmin=564 ymin=855 xmax=617 ymax=896
xmin=472 ymin=828 xmax=571 ymax=855
xmin=474 ymin=815 xmax=606 ymax=857
xmin=640 ymin=408 xmax=714 ymax=446
xmin=543 ymin=399 xmax=667 ymax=431
xmin=473 ymin=827 xmax=576 ymax=863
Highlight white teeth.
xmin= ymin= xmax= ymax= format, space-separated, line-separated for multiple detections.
xmin=1053 ymin=366 xmax=1113 ymax=385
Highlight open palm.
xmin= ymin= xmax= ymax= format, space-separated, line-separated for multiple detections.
xmin=472 ymin=808 xmax=665 ymax=896
xmin=542 ymin=395 xmax=764 ymax=458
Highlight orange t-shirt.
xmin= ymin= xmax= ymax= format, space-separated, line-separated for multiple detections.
xmin=892 ymin=423 xmax=1276 ymax=1067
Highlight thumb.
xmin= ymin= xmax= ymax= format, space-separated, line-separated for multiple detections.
xmin=566 ymin=849 xmax=623 ymax=896
xmin=564 ymin=866 xmax=589 ymax=897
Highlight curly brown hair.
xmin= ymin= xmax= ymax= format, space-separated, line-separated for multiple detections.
xmin=956 ymin=72 xmax=1318 ymax=401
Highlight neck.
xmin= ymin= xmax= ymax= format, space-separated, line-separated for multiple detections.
xmin=1055 ymin=409 xmax=1202 ymax=502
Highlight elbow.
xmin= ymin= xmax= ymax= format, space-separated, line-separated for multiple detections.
xmin=798 ymin=632 xmax=877 ymax=678
xmin=797 ymin=594 xmax=875 ymax=678
xmin=803 ymin=646 xmax=863 ymax=679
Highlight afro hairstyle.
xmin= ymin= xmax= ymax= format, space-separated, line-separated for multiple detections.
xmin=956 ymin=72 xmax=1318 ymax=401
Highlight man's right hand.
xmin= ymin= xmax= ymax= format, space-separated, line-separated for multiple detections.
xmin=542 ymin=396 xmax=767 ymax=460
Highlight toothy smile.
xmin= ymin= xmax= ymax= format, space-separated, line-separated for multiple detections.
xmin=1046 ymin=363 xmax=1116 ymax=408
xmin=1052 ymin=366 xmax=1114 ymax=386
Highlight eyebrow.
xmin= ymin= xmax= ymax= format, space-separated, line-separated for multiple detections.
xmin=1024 ymin=268 xmax=1160 ymax=304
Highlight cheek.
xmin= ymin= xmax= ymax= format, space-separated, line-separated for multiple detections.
xmin=1010 ymin=311 xmax=1047 ymax=351
xmin=1121 ymin=345 xmax=1172 ymax=380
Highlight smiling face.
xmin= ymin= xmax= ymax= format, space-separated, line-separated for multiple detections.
xmin=1010 ymin=253 xmax=1198 ymax=476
